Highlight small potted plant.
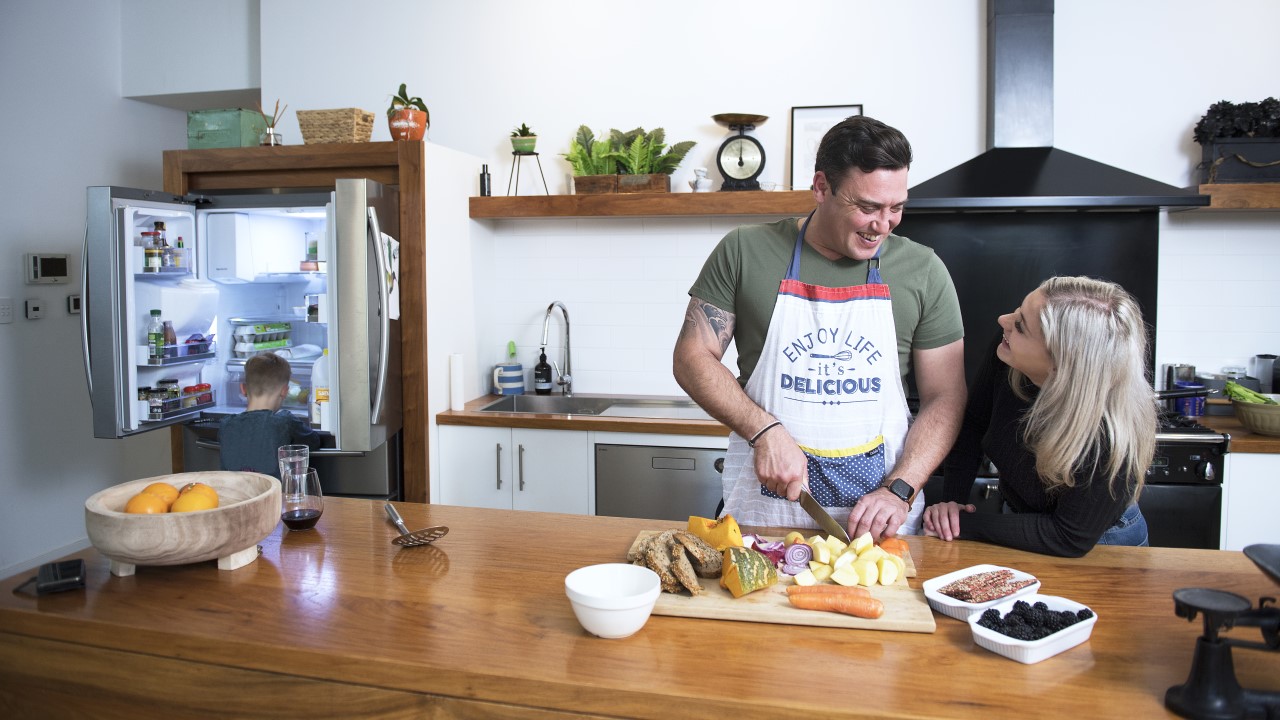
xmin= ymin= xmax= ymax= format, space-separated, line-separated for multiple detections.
xmin=1194 ymin=97 xmax=1280 ymax=183
xmin=562 ymin=126 xmax=619 ymax=194
xmin=387 ymin=83 xmax=429 ymax=141
xmin=511 ymin=123 xmax=537 ymax=153
xmin=608 ymin=127 xmax=696 ymax=193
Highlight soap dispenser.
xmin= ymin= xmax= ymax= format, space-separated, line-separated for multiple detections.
xmin=533 ymin=349 xmax=553 ymax=395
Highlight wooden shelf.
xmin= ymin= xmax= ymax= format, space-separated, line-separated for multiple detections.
xmin=470 ymin=190 xmax=815 ymax=218
xmin=1196 ymin=183 xmax=1280 ymax=210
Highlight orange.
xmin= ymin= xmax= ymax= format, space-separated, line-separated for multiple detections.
xmin=171 ymin=490 xmax=218 ymax=513
xmin=140 ymin=482 xmax=179 ymax=508
xmin=124 ymin=492 xmax=169 ymax=514
xmin=179 ymin=482 xmax=219 ymax=503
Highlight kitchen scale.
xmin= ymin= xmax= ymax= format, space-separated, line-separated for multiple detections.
xmin=712 ymin=113 xmax=767 ymax=191
xmin=1165 ymin=543 xmax=1279 ymax=718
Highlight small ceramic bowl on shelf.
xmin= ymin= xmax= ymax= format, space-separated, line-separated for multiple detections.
xmin=921 ymin=564 xmax=1041 ymax=621
xmin=967 ymin=594 xmax=1098 ymax=664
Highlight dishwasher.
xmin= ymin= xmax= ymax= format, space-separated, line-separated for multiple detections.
xmin=595 ymin=444 xmax=725 ymax=521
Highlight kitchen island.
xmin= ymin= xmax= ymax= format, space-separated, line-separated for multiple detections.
xmin=1 ymin=499 xmax=1276 ymax=719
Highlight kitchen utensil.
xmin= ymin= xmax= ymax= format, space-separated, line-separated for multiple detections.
xmin=383 ymin=503 xmax=449 ymax=546
xmin=1173 ymin=381 xmax=1207 ymax=416
xmin=1251 ymin=354 xmax=1277 ymax=393
xmin=565 ymin=563 xmax=661 ymax=639
xmin=797 ymin=489 xmax=851 ymax=544
xmin=281 ymin=468 xmax=323 ymax=531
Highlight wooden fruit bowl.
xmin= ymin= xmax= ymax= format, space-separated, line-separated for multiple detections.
xmin=85 ymin=471 xmax=280 ymax=577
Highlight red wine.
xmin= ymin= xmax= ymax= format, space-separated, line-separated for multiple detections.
xmin=281 ymin=509 xmax=321 ymax=530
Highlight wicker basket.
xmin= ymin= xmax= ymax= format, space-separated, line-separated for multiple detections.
xmin=296 ymin=108 xmax=375 ymax=144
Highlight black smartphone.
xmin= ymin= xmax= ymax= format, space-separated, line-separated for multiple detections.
xmin=35 ymin=559 xmax=86 ymax=595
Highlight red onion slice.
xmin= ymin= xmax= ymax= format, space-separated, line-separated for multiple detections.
xmin=784 ymin=542 xmax=813 ymax=567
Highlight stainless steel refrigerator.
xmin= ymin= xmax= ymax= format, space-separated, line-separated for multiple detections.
xmin=83 ymin=179 xmax=403 ymax=499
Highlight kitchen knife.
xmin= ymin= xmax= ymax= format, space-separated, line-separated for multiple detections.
xmin=798 ymin=489 xmax=850 ymax=544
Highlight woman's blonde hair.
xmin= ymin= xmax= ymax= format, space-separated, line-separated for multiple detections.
xmin=1010 ymin=276 xmax=1156 ymax=499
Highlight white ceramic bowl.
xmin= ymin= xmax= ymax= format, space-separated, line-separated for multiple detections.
xmin=85 ymin=471 xmax=280 ymax=577
xmin=967 ymin=593 xmax=1098 ymax=664
xmin=565 ymin=563 xmax=661 ymax=639
xmin=922 ymin=564 xmax=1041 ymax=621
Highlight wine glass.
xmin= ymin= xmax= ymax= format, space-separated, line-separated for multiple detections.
xmin=281 ymin=468 xmax=323 ymax=531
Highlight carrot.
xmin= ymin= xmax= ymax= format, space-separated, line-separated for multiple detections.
xmin=786 ymin=584 xmax=871 ymax=598
xmin=879 ymin=538 xmax=910 ymax=557
xmin=787 ymin=591 xmax=885 ymax=619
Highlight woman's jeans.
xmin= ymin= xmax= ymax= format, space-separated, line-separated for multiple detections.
xmin=1095 ymin=503 xmax=1150 ymax=547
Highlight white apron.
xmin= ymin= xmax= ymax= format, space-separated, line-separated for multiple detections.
xmin=722 ymin=214 xmax=924 ymax=532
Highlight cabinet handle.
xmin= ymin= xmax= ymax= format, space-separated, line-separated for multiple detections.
xmin=496 ymin=443 xmax=503 ymax=489
xmin=518 ymin=444 xmax=526 ymax=491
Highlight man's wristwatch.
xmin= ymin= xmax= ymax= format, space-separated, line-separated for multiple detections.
xmin=883 ymin=478 xmax=913 ymax=505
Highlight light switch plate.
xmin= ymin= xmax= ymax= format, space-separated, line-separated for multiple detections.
xmin=0 ymin=297 xmax=12 ymax=324
xmin=67 ymin=294 xmax=81 ymax=314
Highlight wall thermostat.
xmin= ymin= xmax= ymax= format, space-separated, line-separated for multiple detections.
xmin=25 ymin=253 xmax=71 ymax=284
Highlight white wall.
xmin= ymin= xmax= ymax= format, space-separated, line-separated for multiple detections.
xmin=3 ymin=0 xmax=1278 ymax=572
xmin=0 ymin=0 xmax=186 ymax=578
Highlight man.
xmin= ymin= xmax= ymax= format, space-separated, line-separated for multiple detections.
xmin=674 ymin=115 xmax=966 ymax=540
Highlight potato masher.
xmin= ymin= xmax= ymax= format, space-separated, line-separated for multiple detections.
xmin=384 ymin=503 xmax=449 ymax=547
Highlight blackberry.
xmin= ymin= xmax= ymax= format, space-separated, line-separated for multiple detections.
xmin=1077 ymin=608 xmax=1095 ymax=621
xmin=1033 ymin=601 xmax=1049 ymax=611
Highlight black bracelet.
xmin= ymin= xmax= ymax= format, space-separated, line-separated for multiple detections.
xmin=747 ymin=421 xmax=783 ymax=448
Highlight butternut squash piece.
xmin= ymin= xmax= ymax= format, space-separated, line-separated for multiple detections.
xmin=687 ymin=514 xmax=743 ymax=551
xmin=720 ymin=546 xmax=778 ymax=598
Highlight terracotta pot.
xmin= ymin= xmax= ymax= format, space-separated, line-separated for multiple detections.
xmin=388 ymin=108 xmax=428 ymax=141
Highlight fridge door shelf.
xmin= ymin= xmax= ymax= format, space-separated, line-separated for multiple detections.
xmin=142 ymin=390 xmax=217 ymax=422
xmin=143 ymin=341 xmax=216 ymax=366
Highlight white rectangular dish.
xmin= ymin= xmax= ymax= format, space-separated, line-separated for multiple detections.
xmin=967 ymin=594 xmax=1097 ymax=664
xmin=921 ymin=564 xmax=1040 ymax=621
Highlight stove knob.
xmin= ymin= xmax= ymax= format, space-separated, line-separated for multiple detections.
xmin=1196 ymin=461 xmax=1216 ymax=482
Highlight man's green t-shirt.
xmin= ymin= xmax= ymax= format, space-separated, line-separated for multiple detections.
xmin=689 ymin=217 xmax=964 ymax=385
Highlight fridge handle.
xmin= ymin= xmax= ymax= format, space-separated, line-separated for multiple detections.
xmin=368 ymin=206 xmax=390 ymax=425
xmin=80 ymin=227 xmax=93 ymax=395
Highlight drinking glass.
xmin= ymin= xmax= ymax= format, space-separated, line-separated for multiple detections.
xmin=281 ymin=468 xmax=323 ymax=531
xmin=278 ymin=444 xmax=309 ymax=482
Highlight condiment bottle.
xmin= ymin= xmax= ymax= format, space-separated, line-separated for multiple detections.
xmin=533 ymin=350 xmax=553 ymax=395
xmin=162 ymin=320 xmax=177 ymax=359
xmin=147 ymin=310 xmax=164 ymax=362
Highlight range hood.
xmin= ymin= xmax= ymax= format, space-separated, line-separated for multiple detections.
xmin=908 ymin=0 xmax=1208 ymax=211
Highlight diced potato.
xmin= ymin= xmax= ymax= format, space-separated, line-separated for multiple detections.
xmin=832 ymin=551 xmax=857 ymax=570
xmin=851 ymin=532 xmax=874 ymax=555
xmin=811 ymin=565 xmax=834 ymax=583
xmin=830 ymin=564 xmax=862 ymax=587
xmin=883 ymin=552 xmax=906 ymax=578
xmin=825 ymin=537 xmax=848 ymax=556
xmin=876 ymin=556 xmax=900 ymax=585
xmin=851 ymin=559 xmax=880 ymax=587
xmin=811 ymin=542 xmax=832 ymax=565
xmin=793 ymin=569 xmax=818 ymax=586
xmin=807 ymin=534 xmax=825 ymax=548
xmin=857 ymin=546 xmax=887 ymax=564
xmin=784 ymin=531 xmax=806 ymax=546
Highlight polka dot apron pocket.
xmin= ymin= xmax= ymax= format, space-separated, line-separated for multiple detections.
xmin=761 ymin=435 xmax=886 ymax=506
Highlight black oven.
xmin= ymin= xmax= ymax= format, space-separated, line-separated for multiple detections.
xmin=1139 ymin=413 xmax=1230 ymax=549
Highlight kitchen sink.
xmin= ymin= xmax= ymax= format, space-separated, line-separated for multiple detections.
xmin=477 ymin=394 xmax=713 ymax=421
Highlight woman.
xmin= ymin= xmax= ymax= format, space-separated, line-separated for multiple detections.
xmin=923 ymin=276 xmax=1157 ymax=557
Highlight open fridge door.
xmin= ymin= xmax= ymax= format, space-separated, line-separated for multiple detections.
xmin=326 ymin=179 xmax=402 ymax=453
xmin=84 ymin=187 xmax=216 ymax=438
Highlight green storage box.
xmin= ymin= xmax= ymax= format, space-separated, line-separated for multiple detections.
xmin=187 ymin=108 xmax=267 ymax=149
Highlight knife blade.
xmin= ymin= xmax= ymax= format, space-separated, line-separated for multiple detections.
xmin=797 ymin=489 xmax=850 ymax=544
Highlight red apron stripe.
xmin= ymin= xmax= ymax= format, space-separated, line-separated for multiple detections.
xmin=779 ymin=279 xmax=891 ymax=302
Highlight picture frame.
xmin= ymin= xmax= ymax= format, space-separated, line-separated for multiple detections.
xmin=789 ymin=104 xmax=863 ymax=191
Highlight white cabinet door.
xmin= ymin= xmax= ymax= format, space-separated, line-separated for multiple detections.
xmin=439 ymin=426 xmax=512 ymax=510
xmin=439 ymin=426 xmax=589 ymax=514
xmin=512 ymin=428 xmax=590 ymax=514
xmin=1223 ymin=453 xmax=1280 ymax=550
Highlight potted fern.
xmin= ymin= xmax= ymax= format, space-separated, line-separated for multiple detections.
xmin=561 ymin=125 xmax=696 ymax=194
xmin=387 ymin=83 xmax=429 ymax=141
xmin=511 ymin=123 xmax=537 ymax=153
xmin=609 ymin=127 xmax=696 ymax=193
xmin=562 ymin=126 xmax=620 ymax=194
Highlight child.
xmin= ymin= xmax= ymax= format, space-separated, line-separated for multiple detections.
xmin=219 ymin=352 xmax=321 ymax=478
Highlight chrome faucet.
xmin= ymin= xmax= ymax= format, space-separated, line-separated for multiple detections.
xmin=540 ymin=301 xmax=572 ymax=396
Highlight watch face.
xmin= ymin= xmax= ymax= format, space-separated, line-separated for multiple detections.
xmin=717 ymin=136 xmax=764 ymax=180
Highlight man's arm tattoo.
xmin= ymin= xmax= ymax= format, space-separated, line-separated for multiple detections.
xmin=686 ymin=301 xmax=733 ymax=354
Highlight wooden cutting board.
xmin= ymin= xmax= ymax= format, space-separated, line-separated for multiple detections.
xmin=627 ymin=532 xmax=936 ymax=634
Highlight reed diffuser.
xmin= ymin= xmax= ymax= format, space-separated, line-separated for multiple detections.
xmin=258 ymin=99 xmax=288 ymax=146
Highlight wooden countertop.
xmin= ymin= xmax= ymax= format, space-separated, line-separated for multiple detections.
xmin=437 ymin=394 xmax=731 ymax=437
xmin=2 ymin=498 xmax=1276 ymax=718
xmin=1199 ymin=412 xmax=1280 ymax=454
